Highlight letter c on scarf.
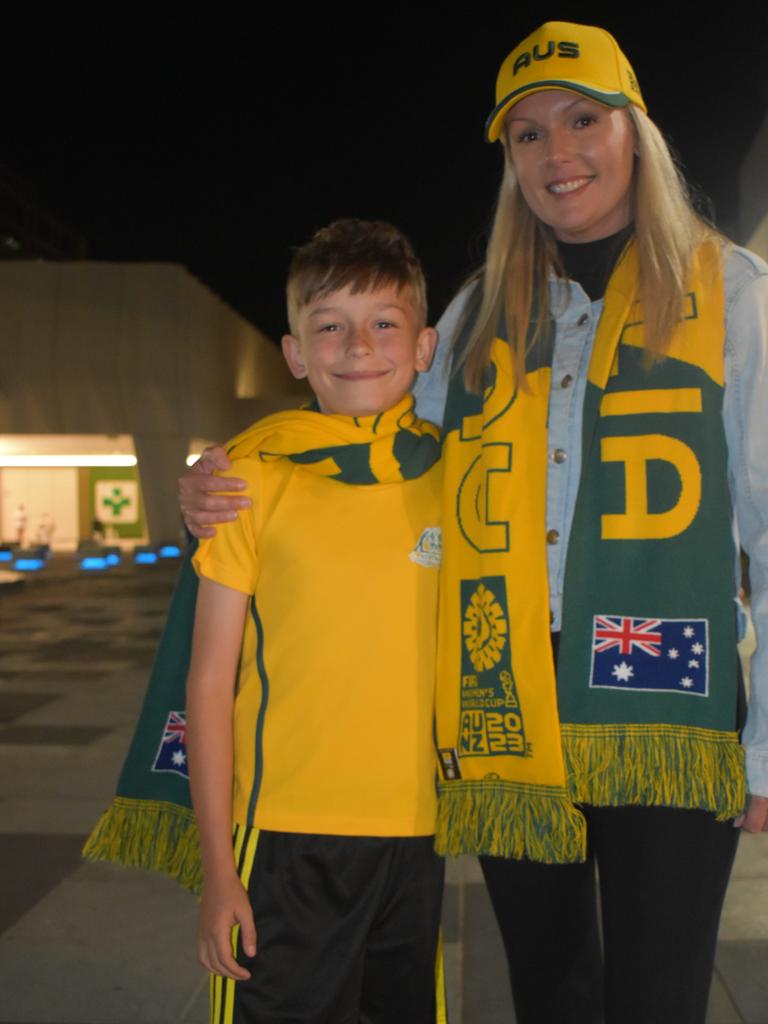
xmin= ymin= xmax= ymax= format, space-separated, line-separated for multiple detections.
xmin=457 ymin=443 xmax=513 ymax=552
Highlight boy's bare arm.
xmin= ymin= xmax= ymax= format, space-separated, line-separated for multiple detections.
xmin=178 ymin=447 xmax=251 ymax=539
xmin=187 ymin=576 xmax=255 ymax=980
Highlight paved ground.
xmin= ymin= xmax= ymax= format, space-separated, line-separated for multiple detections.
xmin=0 ymin=556 xmax=766 ymax=1023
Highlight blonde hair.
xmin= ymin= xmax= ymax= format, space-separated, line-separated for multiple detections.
xmin=461 ymin=105 xmax=719 ymax=392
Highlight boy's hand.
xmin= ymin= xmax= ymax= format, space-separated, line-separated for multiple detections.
xmin=178 ymin=446 xmax=251 ymax=539
xmin=198 ymin=872 xmax=257 ymax=980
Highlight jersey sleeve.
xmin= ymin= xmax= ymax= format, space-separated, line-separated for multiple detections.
xmin=192 ymin=458 xmax=261 ymax=596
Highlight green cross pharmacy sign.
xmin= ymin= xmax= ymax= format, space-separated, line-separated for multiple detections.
xmin=95 ymin=480 xmax=139 ymax=524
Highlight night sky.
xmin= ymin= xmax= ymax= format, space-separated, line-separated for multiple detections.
xmin=6 ymin=6 xmax=768 ymax=341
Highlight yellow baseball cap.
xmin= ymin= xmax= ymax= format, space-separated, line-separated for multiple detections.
xmin=486 ymin=21 xmax=646 ymax=142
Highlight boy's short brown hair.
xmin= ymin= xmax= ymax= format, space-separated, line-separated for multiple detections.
xmin=286 ymin=219 xmax=427 ymax=332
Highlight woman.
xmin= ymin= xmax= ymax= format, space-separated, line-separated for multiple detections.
xmin=180 ymin=22 xmax=768 ymax=1024
xmin=424 ymin=21 xmax=768 ymax=1024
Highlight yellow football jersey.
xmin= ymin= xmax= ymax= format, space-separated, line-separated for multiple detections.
xmin=193 ymin=454 xmax=441 ymax=836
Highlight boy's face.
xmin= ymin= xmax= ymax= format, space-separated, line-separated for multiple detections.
xmin=281 ymin=284 xmax=436 ymax=417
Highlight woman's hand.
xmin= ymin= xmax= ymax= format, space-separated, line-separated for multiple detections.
xmin=178 ymin=447 xmax=251 ymax=539
xmin=197 ymin=871 xmax=257 ymax=979
xmin=734 ymin=794 xmax=768 ymax=832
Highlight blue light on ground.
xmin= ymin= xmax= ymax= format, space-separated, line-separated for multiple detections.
xmin=134 ymin=551 xmax=158 ymax=565
xmin=158 ymin=545 xmax=182 ymax=558
xmin=0 ymin=550 xmax=12 ymax=562
xmin=105 ymin=552 xmax=121 ymax=566
xmin=80 ymin=556 xmax=108 ymax=571
xmin=14 ymin=558 xmax=45 ymax=571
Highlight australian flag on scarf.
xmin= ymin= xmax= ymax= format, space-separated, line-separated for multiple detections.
xmin=589 ymin=615 xmax=709 ymax=697
xmin=151 ymin=710 xmax=189 ymax=778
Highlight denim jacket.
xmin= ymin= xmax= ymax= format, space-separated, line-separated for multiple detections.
xmin=414 ymin=245 xmax=768 ymax=797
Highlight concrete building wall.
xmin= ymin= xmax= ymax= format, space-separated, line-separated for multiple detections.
xmin=0 ymin=262 xmax=306 ymax=542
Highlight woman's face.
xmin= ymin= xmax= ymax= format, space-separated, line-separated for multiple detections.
xmin=505 ymin=89 xmax=635 ymax=243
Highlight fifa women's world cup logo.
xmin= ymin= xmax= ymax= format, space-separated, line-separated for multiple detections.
xmin=464 ymin=583 xmax=507 ymax=671
xmin=457 ymin=578 xmax=529 ymax=758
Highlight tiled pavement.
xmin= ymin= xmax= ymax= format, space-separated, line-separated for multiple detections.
xmin=0 ymin=557 xmax=766 ymax=1023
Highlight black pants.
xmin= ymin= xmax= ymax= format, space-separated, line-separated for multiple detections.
xmin=480 ymin=805 xmax=740 ymax=1024
xmin=212 ymin=829 xmax=444 ymax=1024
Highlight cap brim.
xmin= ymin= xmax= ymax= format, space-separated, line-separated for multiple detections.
xmin=485 ymin=81 xmax=632 ymax=142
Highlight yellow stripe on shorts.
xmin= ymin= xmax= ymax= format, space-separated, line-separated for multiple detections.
xmin=435 ymin=926 xmax=448 ymax=1024
xmin=209 ymin=825 xmax=261 ymax=1024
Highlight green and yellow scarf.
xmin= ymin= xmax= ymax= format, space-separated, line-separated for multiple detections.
xmin=434 ymin=240 xmax=746 ymax=864
xmin=83 ymin=395 xmax=441 ymax=891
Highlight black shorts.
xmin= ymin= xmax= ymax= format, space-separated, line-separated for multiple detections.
xmin=210 ymin=826 xmax=445 ymax=1024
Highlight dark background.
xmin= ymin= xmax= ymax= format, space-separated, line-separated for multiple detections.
xmin=6 ymin=5 xmax=768 ymax=339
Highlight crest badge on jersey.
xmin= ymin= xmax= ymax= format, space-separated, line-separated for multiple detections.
xmin=409 ymin=526 xmax=441 ymax=568
xmin=589 ymin=615 xmax=709 ymax=696
xmin=151 ymin=710 xmax=189 ymax=777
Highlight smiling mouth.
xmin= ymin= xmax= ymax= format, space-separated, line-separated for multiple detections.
xmin=334 ymin=370 xmax=389 ymax=380
xmin=547 ymin=177 xmax=593 ymax=195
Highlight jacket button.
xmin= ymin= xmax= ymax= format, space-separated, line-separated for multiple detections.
xmin=547 ymin=529 xmax=560 ymax=545
xmin=561 ymin=374 xmax=573 ymax=388
xmin=553 ymin=448 xmax=567 ymax=464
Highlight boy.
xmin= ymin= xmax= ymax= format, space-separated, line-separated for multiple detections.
xmin=186 ymin=219 xmax=444 ymax=1023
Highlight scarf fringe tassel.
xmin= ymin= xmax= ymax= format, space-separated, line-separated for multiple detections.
xmin=562 ymin=725 xmax=746 ymax=821
xmin=82 ymin=797 xmax=202 ymax=894
xmin=434 ymin=782 xmax=587 ymax=863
